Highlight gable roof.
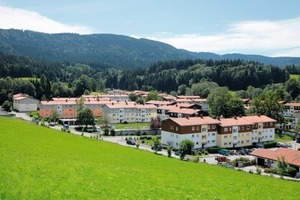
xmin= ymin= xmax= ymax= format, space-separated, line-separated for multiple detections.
xmin=242 ymin=115 xmax=276 ymax=123
xmin=218 ymin=117 xmax=254 ymax=127
xmin=251 ymin=148 xmax=300 ymax=167
xmin=170 ymin=117 xmax=220 ymax=126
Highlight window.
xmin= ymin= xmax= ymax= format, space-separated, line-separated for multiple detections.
xmin=212 ymin=133 xmax=215 ymax=136
xmin=270 ymin=122 xmax=273 ymax=126
xmin=175 ymin=127 xmax=178 ymax=131
xmin=196 ymin=126 xmax=199 ymax=130
xmin=246 ymin=140 xmax=250 ymax=143
xmin=196 ymin=142 xmax=199 ymax=145
xmin=212 ymin=125 xmax=216 ymax=129
xmin=202 ymin=127 xmax=207 ymax=132
xmin=192 ymin=126 xmax=195 ymax=131
xmin=212 ymin=140 xmax=215 ymax=143
xmin=224 ymin=135 xmax=228 ymax=138
xmin=247 ymin=126 xmax=250 ymax=130
xmin=229 ymin=142 xmax=231 ymax=145
xmin=192 ymin=135 xmax=194 ymax=138
xmin=224 ymin=142 xmax=228 ymax=146
xmin=224 ymin=127 xmax=228 ymax=132
xmin=202 ymin=135 xmax=206 ymax=139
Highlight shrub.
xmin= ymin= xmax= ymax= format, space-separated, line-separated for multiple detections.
xmin=264 ymin=168 xmax=276 ymax=174
xmin=110 ymin=129 xmax=115 ymax=136
xmin=256 ymin=167 xmax=262 ymax=175
xmin=136 ymin=130 xmax=141 ymax=136
xmin=207 ymin=146 xmax=221 ymax=154
xmin=142 ymin=132 xmax=147 ymax=135
xmin=104 ymin=129 xmax=109 ymax=136
xmin=193 ymin=156 xmax=200 ymax=163
xmin=287 ymin=166 xmax=297 ymax=177
xmin=264 ymin=141 xmax=278 ymax=148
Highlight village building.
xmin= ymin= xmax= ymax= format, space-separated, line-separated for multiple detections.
xmin=161 ymin=116 xmax=221 ymax=149
xmin=101 ymin=102 xmax=157 ymax=124
xmin=251 ymin=148 xmax=300 ymax=172
xmin=13 ymin=93 xmax=39 ymax=112
xmin=161 ymin=115 xmax=276 ymax=149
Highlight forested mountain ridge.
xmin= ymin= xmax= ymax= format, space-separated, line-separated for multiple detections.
xmin=1 ymin=28 xmax=300 ymax=68
xmin=0 ymin=29 xmax=196 ymax=68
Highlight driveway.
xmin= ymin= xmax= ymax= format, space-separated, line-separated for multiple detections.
xmin=12 ymin=112 xmax=33 ymax=121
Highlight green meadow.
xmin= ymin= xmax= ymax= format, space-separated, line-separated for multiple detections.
xmin=0 ymin=117 xmax=299 ymax=199
xmin=289 ymin=74 xmax=300 ymax=80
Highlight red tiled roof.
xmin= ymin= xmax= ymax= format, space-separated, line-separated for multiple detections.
xmin=176 ymin=95 xmax=201 ymax=99
xmin=251 ymin=148 xmax=300 ymax=167
xmin=242 ymin=115 xmax=276 ymax=123
xmin=146 ymin=100 xmax=172 ymax=106
xmin=285 ymin=102 xmax=300 ymax=107
xmin=218 ymin=117 xmax=254 ymax=127
xmin=170 ymin=116 xmax=220 ymax=126
xmin=175 ymin=99 xmax=193 ymax=103
xmin=168 ymin=108 xmax=200 ymax=115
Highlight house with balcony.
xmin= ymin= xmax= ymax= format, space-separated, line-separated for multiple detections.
xmin=161 ymin=115 xmax=276 ymax=149
xmin=217 ymin=117 xmax=254 ymax=148
xmin=101 ymin=102 xmax=157 ymax=124
xmin=161 ymin=116 xmax=221 ymax=149
xmin=242 ymin=115 xmax=276 ymax=144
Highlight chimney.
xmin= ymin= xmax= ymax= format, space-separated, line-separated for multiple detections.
xmin=234 ymin=116 xmax=237 ymax=120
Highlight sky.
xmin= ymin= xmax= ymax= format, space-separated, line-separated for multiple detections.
xmin=0 ymin=0 xmax=300 ymax=57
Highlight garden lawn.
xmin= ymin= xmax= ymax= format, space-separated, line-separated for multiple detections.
xmin=289 ymin=74 xmax=299 ymax=80
xmin=1 ymin=117 xmax=300 ymax=199
xmin=115 ymin=122 xmax=150 ymax=130
xmin=275 ymin=133 xmax=295 ymax=143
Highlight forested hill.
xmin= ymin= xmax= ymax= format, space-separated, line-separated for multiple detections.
xmin=0 ymin=29 xmax=196 ymax=68
xmin=1 ymin=28 xmax=300 ymax=68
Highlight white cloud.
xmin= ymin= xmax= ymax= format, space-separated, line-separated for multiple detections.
xmin=151 ymin=17 xmax=300 ymax=57
xmin=0 ymin=6 xmax=91 ymax=34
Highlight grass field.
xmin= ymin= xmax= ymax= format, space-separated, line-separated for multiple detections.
xmin=115 ymin=122 xmax=150 ymax=130
xmin=1 ymin=117 xmax=300 ymax=199
xmin=289 ymin=74 xmax=299 ymax=80
xmin=275 ymin=133 xmax=295 ymax=143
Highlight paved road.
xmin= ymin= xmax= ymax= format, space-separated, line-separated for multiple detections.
xmin=12 ymin=111 xmax=33 ymax=121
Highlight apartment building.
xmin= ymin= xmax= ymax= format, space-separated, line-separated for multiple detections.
xmin=101 ymin=102 xmax=157 ymax=124
xmin=161 ymin=115 xmax=276 ymax=149
xmin=13 ymin=93 xmax=39 ymax=112
xmin=161 ymin=116 xmax=221 ymax=149
xmin=242 ymin=115 xmax=276 ymax=143
xmin=217 ymin=117 xmax=254 ymax=148
xmin=157 ymin=104 xmax=202 ymax=121
xmin=39 ymin=97 xmax=110 ymax=119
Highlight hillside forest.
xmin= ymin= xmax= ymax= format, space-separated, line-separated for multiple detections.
xmin=1 ymin=52 xmax=300 ymax=109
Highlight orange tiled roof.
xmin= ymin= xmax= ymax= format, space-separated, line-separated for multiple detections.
xmin=146 ymin=100 xmax=172 ymax=106
xmin=168 ymin=107 xmax=200 ymax=115
xmin=285 ymin=102 xmax=300 ymax=107
xmin=170 ymin=116 xmax=220 ymax=126
xmin=251 ymin=148 xmax=300 ymax=167
xmin=242 ymin=115 xmax=276 ymax=123
xmin=218 ymin=117 xmax=254 ymax=127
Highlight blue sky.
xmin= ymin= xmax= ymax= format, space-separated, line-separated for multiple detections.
xmin=0 ymin=0 xmax=300 ymax=56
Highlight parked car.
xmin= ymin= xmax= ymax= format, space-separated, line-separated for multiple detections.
xmin=218 ymin=149 xmax=230 ymax=156
xmin=151 ymin=145 xmax=162 ymax=151
xmin=276 ymin=142 xmax=290 ymax=148
xmin=126 ymin=140 xmax=136 ymax=145
xmin=49 ymin=122 xmax=56 ymax=126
